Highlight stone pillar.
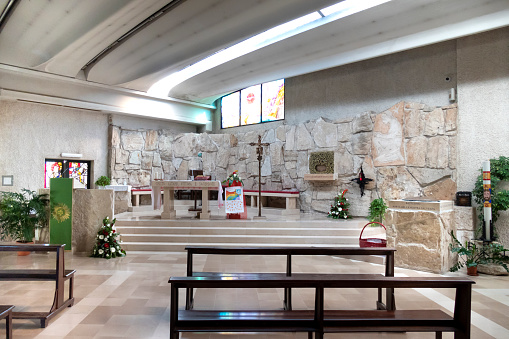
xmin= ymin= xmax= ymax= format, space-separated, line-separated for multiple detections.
xmin=72 ymin=189 xmax=114 ymax=256
xmin=385 ymin=200 xmax=455 ymax=273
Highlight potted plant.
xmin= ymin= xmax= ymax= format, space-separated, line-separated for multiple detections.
xmin=0 ymin=189 xmax=49 ymax=251
xmin=368 ymin=198 xmax=387 ymax=223
xmin=449 ymin=231 xmax=509 ymax=276
xmin=95 ymin=176 xmax=111 ymax=188
xmin=327 ymin=189 xmax=351 ymax=219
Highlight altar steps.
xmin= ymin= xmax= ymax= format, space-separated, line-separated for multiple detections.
xmin=114 ymin=206 xmax=377 ymax=252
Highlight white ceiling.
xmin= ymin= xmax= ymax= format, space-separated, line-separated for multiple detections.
xmin=0 ymin=0 xmax=508 ymax=110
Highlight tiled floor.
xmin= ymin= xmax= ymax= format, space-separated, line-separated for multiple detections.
xmin=1 ymin=249 xmax=509 ymax=338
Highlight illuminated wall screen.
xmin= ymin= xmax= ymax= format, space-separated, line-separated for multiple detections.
xmin=221 ymin=79 xmax=284 ymax=128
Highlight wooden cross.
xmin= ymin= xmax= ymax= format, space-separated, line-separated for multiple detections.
xmin=249 ymin=135 xmax=270 ymax=218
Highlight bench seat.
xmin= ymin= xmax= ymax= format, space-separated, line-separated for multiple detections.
xmin=176 ymin=309 xmax=454 ymax=333
xmin=0 ymin=269 xmax=76 ymax=280
xmin=170 ymin=274 xmax=474 ymax=339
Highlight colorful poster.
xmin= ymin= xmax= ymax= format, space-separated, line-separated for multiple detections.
xmin=50 ymin=178 xmax=73 ymax=250
xmin=224 ymin=186 xmax=245 ymax=213
xmin=241 ymin=84 xmax=261 ymax=125
xmin=262 ymin=79 xmax=284 ymax=122
xmin=221 ymin=92 xmax=240 ymax=128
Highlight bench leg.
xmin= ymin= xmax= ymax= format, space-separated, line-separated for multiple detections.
xmin=308 ymin=331 xmax=313 ymax=339
xmin=436 ymin=332 xmax=442 ymax=339
xmin=6 ymin=311 xmax=12 ymax=339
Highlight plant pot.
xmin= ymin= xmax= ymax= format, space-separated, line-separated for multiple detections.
xmin=16 ymin=240 xmax=34 ymax=256
xmin=467 ymin=266 xmax=478 ymax=276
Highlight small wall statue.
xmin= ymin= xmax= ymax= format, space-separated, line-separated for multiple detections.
xmin=352 ymin=166 xmax=373 ymax=197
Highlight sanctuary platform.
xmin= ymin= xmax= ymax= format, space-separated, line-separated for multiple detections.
xmin=114 ymin=202 xmax=386 ymax=254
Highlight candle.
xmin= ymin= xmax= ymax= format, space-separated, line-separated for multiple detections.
xmin=482 ymin=161 xmax=492 ymax=241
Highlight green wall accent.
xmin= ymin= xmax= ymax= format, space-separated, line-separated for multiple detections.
xmin=49 ymin=178 xmax=73 ymax=250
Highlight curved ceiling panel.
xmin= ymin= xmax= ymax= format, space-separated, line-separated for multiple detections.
xmin=0 ymin=0 xmax=134 ymax=68
xmin=168 ymin=0 xmax=509 ymax=104
xmin=87 ymin=0 xmax=340 ymax=88
xmin=42 ymin=0 xmax=170 ymax=77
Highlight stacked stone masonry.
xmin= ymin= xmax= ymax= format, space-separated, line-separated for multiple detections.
xmin=109 ymin=101 xmax=458 ymax=216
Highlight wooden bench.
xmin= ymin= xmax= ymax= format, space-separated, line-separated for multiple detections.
xmin=185 ymin=246 xmax=396 ymax=311
xmin=169 ymin=274 xmax=474 ymax=339
xmin=0 ymin=244 xmax=75 ymax=327
xmin=0 ymin=305 xmax=14 ymax=339
xmin=243 ymin=189 xmax=300 ymax=216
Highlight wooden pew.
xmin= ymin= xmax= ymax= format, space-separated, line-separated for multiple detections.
xmin=169 ymin=274 xmax=474 ymax=339
xmin=0 ymin=305 xmax=14 ymax=339
xmin=0 ymin=244 xmax=75 ymax=327
xmin=185 ymin=246 xmax=396 ymax=311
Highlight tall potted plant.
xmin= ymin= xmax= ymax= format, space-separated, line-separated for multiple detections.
xmin=0 ymin=189 xmax=49 ymax=250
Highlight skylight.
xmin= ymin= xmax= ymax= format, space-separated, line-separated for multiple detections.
xmin=148 ymin=0 xmax=391 ymax=97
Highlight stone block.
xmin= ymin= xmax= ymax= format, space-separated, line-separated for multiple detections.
xmin=372 ymin=102 xmax=405 ymax=166
xmin=312 ymin=118 xmax=338 ymax=147
xmin=404 ymin=106 xmax=424 ymax=138
xmin=449 ymin=136 xmax=457 ymax=169
xmin=423 ymin=178 xmax=457 ymax=200
xmin=424 ymin=108 xmax=445 ymax=136
xmin=176 ymin=160 xmax=189 ymax=180
xmin=426 ymin=136 xmax=449 ymax=168
xmin=276 ymin=125 xmax=286 ymax=141
xmin=337 ymin=122 xmax=352 ymax=142
xmin=262 ymin=129 xmax=276 ymax=143
xmin=295 ymin=124 xmax=315 ymax=150
xmin=173 ymin=134 xmax=197 ymax=158
xmin=141 ymin=152 xmax=153 ymax=170
xmin=72 ymin=189 xmax=113 ymax=256
xmin=121 ymin=130 xmax=145 ymax=151
xmin=270 ymin=142 xmax=284 ymax=165
xmin=198 ymin=133 xmax=219 ymax=152
xmin=352 ymin=132 xmax=372 ymax=155
xmin=153 ymin=152 xmax=161 ymax=167
xmin=405 ymin=136 xmax=427 ymax=167
xmin=285 ymin=125 xmax=296 ymax=151
xmin=445 ymin=106 xmax=457 ymax=131
xmin=407 ymin=167 xmax=453 ymax=186
xmin=144 ymin=130 xmax=158 ymax=150
xmin=159 ymin=134 xmax=173 ymax=160
xmin=129 ymin=151 xmax=141 ymax=165
xmin=111 ymin=126 xmax=121 ymax=148
xmin=352 ymin=111 xmax=373 ymax=133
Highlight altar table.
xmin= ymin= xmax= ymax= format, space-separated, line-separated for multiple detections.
xmin=151 ymin=180 xmax=223 ymax=220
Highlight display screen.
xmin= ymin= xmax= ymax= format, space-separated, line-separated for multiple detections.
xmin=241 ymin=84 xmax=261 ymax=126
xmin=221 ymin=92 xmax=240 ymax=128
xmin=221 ymin=79 xmax=284 ymax=128
xmin=262 ymin=79 xmax=285 ymax=122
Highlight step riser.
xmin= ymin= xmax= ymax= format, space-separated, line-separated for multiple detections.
xmin=121 ymin=243 xmax=359 ymax=252
xmin=121 ymin=234 xmax=359 ymax=245
xmin=115 ymin=220 xmax=365 ymax=228
xmin=115 ymin=227 xmax=363 ymax=237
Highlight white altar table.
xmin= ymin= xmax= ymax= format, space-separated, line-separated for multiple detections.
xmin=151 ymin=180 xmax=223 ymax=219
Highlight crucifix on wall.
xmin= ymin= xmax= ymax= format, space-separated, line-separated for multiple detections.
xmin=249 ymin=135 xmax=270 ymax=219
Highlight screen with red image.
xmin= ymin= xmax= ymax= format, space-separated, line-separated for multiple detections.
xmin=241 ymin=84 xmax=261 ymax=126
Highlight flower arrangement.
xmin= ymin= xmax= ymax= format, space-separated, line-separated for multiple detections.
xmin=223 ymin=170 xmax=243 ymax=186
xmin=95 ymin=176 xmax=111 ymax=187
xmin=92 ymin=217 xmax=126 ymax=259
xmin=327 ymin=189 xmax=351 ymax=219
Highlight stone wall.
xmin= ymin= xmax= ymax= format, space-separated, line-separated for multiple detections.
xmin=110 ymin=101 xmax=457 ymax=216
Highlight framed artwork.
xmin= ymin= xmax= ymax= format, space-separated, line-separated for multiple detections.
xmin=2 ymin=175 xmax=13 ymax=186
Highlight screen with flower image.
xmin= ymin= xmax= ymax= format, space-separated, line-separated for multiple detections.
xmin=221 ymin=79 xmax=284 ymax=128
